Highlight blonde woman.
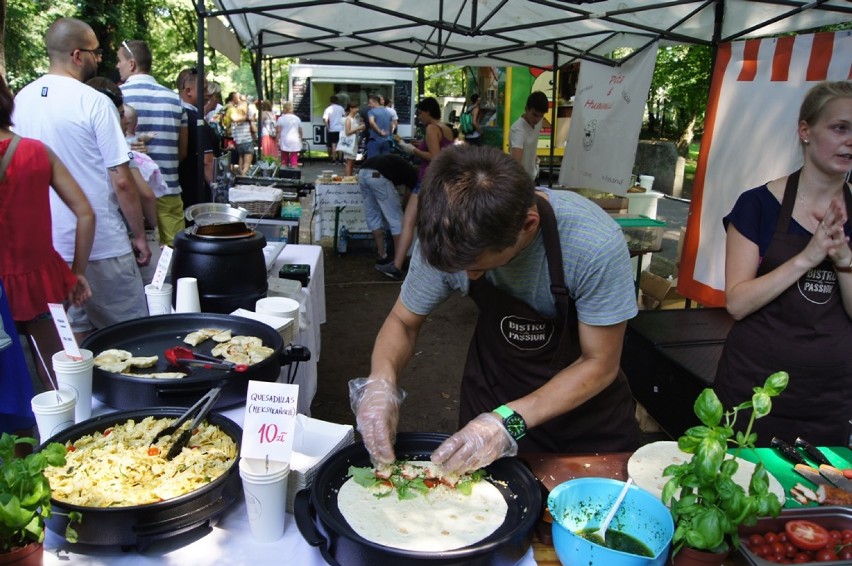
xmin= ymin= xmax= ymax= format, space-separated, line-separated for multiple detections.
xmin=341 ymin=102 xmax=364 ymax=176
xmin=276 ymin=101 xmax=303 ymax=168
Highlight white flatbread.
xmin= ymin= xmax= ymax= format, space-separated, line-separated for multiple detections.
xmin=337 ymin=468 xmax=508 ymax=552
xmin=627 ymin=441 xmax=786 ymax=504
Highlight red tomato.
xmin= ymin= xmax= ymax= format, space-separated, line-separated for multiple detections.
xmin=749 ymin=534 xmax=766 ymax=547
xmin=829 ymin=530 xmax=842 ymax=542
xmin=793 ymin=553 xmax=811 ymax=563
xmin=766 ymin=532 xmax=779 ymax=544
xmin=786 ymin=520 xmax=831 ymax=551
xmin=842 ymin=468 xmax=852 ymax=480
xmin=66 ymin=445 xmax=76 ymax=452
xmin=771 ymin=542 xmax=787 ymax=557
xmin=813 ymin=547 xmax=838 ymax=562
xmin=147 ymin=447 xmax=160 ymax=456
xmin=838 ymin=547 xmax=852 ymax=561
xmin=103 ymin=427 xmax=113 ymax=436
xmin=423 ymin=478 xmax=438 ymax=488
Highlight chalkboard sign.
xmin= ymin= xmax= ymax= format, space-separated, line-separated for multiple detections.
xmin=393 ymin=80 xmax=411 ymax=125
xmin=292 ymin=77 xmax=311 ymax=123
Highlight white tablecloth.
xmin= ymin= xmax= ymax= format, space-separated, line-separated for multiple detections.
xmin=270 ymin=244 xmax=325 ymax=415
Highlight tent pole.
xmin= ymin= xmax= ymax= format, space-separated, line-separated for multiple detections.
xmin=548 ymin=45 xmax=557 ymax=188
xmin=196 ymin=0 xmax=206 ymax=201
xmin=256 ymin=33 xmax=265 ymax=160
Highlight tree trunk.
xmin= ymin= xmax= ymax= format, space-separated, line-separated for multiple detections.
xmin=0 ymin=0 xmax=7 ymax=79
xmin=676 ymin=116 xmax=697 ymax=156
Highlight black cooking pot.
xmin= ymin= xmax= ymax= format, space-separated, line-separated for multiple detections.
xmin=294 ymin=432 xmax=541 ymax=566
xmin=171 ymin=227 xmax=267 ymax=314
xmin=40 ymin=407 xmax=242 ymax=550
xmin=81 ymin=313 xmax=285 ymax=409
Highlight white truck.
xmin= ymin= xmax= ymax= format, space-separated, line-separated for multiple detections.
xmin=287 ymin=64 xmax=416 ymax=153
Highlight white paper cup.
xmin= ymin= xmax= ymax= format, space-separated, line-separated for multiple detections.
xmin=175 ymin=277 xmax=201 ymax=313
xmin=52 ymin=349 xmax=94 ymax=422
xmin=145 ymin=283 xmax=173 ymax=315
xmin=31 ymin=386 xmax=77 ymax=441
xmin=255 ymin=297 xmax=300 ymax=330
xmin=239 ymin=458 xmax=290 ymax=542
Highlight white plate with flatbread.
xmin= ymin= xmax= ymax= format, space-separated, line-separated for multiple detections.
xmin=627 ymin=441 xmax=786 ymax=503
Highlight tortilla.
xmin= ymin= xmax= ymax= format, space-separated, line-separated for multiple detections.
xmin=337 ymin=463 xmax=508 ymax=552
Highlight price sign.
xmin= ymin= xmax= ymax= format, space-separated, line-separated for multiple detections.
xmin=48 ymin=303 xmax=82 ymax=360
xmin=151 ymin=246 xmax=173 ymax=290
xmin=242 ymin=380 xmax=299 ymax=462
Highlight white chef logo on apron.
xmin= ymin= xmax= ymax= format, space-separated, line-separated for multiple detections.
xmin=500 ymin=316 xmax=554 ymax=351
xmin=797 ymin=266 xmax=836 ymax=305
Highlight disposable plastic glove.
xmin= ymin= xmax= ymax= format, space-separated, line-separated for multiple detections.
xmin=430 ymin=412 xmax=518 ymax=474
xmin=397 ymin=141 xmax=415 ymax=155
xmin=349 ymin=378 xmax=407 ymax=466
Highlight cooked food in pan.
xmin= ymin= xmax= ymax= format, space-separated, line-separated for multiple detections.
xmin=45 ymin=416 xmax=237 ymax=507
xmin=337 ymin=461 xmax=508 ymax=551
xmin=210 ymin=335 xmax=274 ymax=365
xmin=184 ymin=328 xmax=231 ymax=346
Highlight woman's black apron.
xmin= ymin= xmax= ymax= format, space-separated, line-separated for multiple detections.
xmin=715 ymin=171 xmax=852 ymax=446
xmin=459 ymin=195 xmax=640 ymax=453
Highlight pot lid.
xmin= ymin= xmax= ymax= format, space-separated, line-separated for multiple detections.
xmin=185 ymin=203 xmax=248 ymax=225
xmin=187 ymin=223 xmax=255 ymax=239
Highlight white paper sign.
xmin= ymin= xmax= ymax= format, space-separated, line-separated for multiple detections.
xmin=242 ymin=381 xmax=299 ymax=462
xmin=48 ymin=303 xmax=81 ymax=360
xmin=559 ymin=42 xmax=659 ymax=195
xmin=151 ymin=246 xmax=173 ymax=290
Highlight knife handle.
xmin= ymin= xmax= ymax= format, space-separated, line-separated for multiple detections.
xmin=771 ymin=437 xmax=807 ymax=465
xmin=795 ymin=437 xmax=832 ymax=466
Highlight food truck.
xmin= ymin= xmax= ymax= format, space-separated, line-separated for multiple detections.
xmin=288 ymin=64 xmax=416 ymax=153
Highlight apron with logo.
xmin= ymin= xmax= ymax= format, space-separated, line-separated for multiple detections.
xmin=715 ymin=170 xmax=852 ymax=446
xmin=459 ymin=195 xmax=639 ymax=453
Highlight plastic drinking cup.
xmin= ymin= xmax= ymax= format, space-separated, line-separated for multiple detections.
xmin=31 ymin=386 xmax=77 ymax=441
xmin=145 ymin=283 xmax=173 ymax=315
xmin=239 ymin=457 xmax=290 ymax=542
xmin=52 ymin=349 xmax=94 ymax=421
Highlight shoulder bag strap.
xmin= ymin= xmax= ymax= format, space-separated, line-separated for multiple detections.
xmin=0 ymin=135 xmax=22 ymax=184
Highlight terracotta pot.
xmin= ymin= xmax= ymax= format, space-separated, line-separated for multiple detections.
xmin=0 ymin=542 xmax=43 ymax=566
xmin=670 ymin=546 xmax=730 ymax=566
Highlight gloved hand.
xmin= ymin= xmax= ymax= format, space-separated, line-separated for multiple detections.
xmin=349 ymin=378 xmax=407 ymax=466
xmin=397 ymin=141 xmax=415 ymax=155
xmin=431 ymin=412 xmax=518 ymax=474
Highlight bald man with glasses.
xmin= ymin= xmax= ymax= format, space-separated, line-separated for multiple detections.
xmin=13 ymin=17 xmax=150 ymax=338
xmin=118 ymin=39 xmax=189 ymax=246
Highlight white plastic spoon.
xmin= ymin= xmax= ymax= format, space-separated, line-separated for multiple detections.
xmin=592 ymin=477 xmax=634 ymax=545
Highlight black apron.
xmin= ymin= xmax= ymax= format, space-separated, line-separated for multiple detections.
xmin=715 ymin=171 xmax=852 ymax=446
xmin=458 ymin=195 xmax=640 ymax=453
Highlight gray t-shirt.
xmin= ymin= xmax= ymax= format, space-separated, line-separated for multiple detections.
xmin=401 ymin=188 xmax=638 ymax=326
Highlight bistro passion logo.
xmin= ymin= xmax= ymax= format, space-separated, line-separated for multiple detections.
xmin=797 ymin=265 xmax=836 ymax=305
xmin=500 ymin=316 xmax=554 ymax=351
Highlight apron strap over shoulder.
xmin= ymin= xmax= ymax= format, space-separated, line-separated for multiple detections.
xmin=535 ymin=194 xmax=570 ymax=297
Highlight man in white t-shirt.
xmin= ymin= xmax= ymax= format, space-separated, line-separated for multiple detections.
xmin=13 ymin=17 xmax=150 ymax=336
xmin=508 ymin=91 xmax=548 ymax=181
xmin=322 ymin=96 xmax=345 ymax=163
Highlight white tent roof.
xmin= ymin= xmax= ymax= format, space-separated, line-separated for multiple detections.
xmin=211 ymin=0 xmax=851 ymax=67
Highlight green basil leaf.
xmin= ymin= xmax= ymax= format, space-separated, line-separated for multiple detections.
xmin=694 ymin=389 xmax=723 ymax=427
xmin=751 ymin=391 xmax=771 ymax=418
xmin=764 ymin=371 xmax=789 ymax=396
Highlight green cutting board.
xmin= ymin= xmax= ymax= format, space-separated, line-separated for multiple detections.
xmin=735 ymin=446 xmax=852 ymax=508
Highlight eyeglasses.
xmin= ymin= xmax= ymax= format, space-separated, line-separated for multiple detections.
xmin=121 ymin=40 xmax=136 ymax=61
xmin=76 ymin=47 xmax=103 ymax=58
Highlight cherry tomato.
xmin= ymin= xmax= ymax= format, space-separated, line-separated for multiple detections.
xmin=754 ymin=544 xmax=772 ymax=557
xmin=784 ymin=542 xmax=798 ymax=557
xmin=147 ymin=447 xmax=160 ymax=456
xmin=103 ymin=427 xmax=113 ymax=436
xmin=786 ymin=520 xmax=831 ymax=551
xmin=771 ymin=541 xmax=787 ymax=557
xmin=766 ymin=532 xmax=780 ymax=544
xmin=779 ymin=532 xmax=788 ymax=543
xmin=793 ymin=553 xmax=811 ymax=563
xmin=838 ymin=547 xmax=852 ymax=561
xmin=749 ymin=534 xmax=766 ymax=548
xmin=814 ymin=547 xmax=838 ymax=562
xmin=66 ymin=445 xmax=76 ymax=452
xmin=829 ymin=530 xmax=842 ymax=542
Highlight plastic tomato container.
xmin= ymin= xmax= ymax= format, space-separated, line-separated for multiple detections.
xmin=611 ymin=214 xmax=666 ymax=253
xmin=735 ymin=506 xmax=852 ymax=565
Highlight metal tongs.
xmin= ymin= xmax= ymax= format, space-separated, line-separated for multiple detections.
xmin=150 ymin=382 xmax=225 ymax=460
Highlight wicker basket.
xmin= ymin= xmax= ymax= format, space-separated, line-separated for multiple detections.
xmin=231 ymin=199 xmax=282 ymax=217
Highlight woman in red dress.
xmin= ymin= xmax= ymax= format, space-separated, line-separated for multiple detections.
xmin=0 ymin=75 xmax=94 ymax=393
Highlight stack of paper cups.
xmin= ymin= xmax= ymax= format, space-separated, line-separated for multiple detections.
xmin=52 ymin=349 xmax=94 ymax=422
xmin=31 ymin=386 xmax=77 ymax=441
xmin=239 ymin=458 xmax=290 ymax=542
xmin=255 ymin=297 xmax=300 ymax=330
xmin=145 ymin=283 xmax=173 ymax=315
xmin=175 ymin=277 xmax=201 ymax=313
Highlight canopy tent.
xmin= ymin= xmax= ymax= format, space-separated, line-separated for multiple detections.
xmin=208 ymin=0 xmax=850 ymax=68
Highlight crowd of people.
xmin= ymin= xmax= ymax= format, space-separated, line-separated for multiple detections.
xmin=0 ymin=13 xmax=849 ymax=476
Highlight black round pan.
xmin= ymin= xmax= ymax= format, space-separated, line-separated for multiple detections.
xmin=41 ymin=407 xmax=242 ymax=550
xmin=82 ymin=313 xmax=284 ymax=409
xmin=295 ymin=432 xmax=541 ymax=566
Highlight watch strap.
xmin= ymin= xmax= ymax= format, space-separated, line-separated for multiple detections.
xmin=493 ymin=405 xmax=514 ymax=419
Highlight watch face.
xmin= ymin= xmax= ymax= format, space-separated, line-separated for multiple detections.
xmin=504 ymin=413 xmax=526 ymax=440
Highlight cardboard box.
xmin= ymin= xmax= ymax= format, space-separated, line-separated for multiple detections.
xmin=639 ymin=271 xmax=687 ymax=310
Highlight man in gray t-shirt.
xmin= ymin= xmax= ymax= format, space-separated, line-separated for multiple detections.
xmin=351 ymin=145 xmax=640 ymax=474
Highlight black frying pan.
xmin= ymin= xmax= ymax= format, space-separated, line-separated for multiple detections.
xmin=82 ymin=313 xmax=285 ymax=409
xmin=294 ymin=432 xmax=542 ymax=566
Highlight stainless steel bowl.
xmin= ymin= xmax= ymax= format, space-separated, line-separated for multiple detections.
xmin=185 ymin=203 xmax=249 ymax=225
